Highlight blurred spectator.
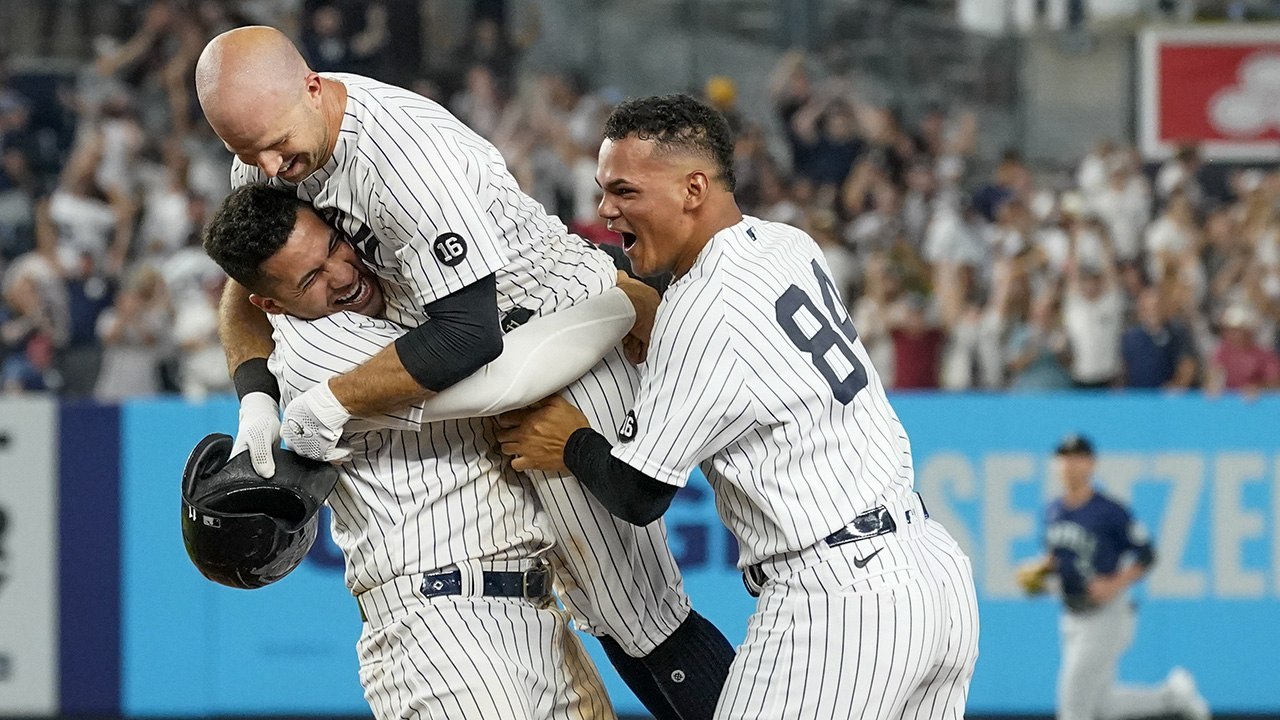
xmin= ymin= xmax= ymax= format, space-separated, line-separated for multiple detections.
xmin=0 ymin=57 xmax=37 ymax=261
xmin=1145 ymin=189 xmax=1198 ymax=283
xmin=94 ymin=265 xmax=171 ymax=401
xmin=972 ymin=150 xmax=1029 ymax=223
xmin=1006 ymin=290 xmax=1073 ymax=391
xmin=1155 ymin=143 xmax=1205 ymax=209
xmin=302 ymin=2 xmax=388 ymax=75
xmin=1122 ymin=286 xmax=1197 ymax=389
xmin=888 ymin=292 xmax=945 ymax=389
xmin=1 ymin=262 xmax=66 ymax=393
xmin=59 ymin=250 xmax=116 ymax=398
xmin=1207 ymin=305 xmax=1280 ymax=395
xmin=1088 ymin=148 xmax=1150 ymax=262
xmin=173 ymin=272 xmax=231 ymax=401
xmin=43 ymin=133 xmax=134 ymax=278
xmin=1063 ymin=238 xmax=1124 ymax=388
xmin=455 ymin=16 xmax=516 ymax=81
xmin=704 ymin=75 xmax=743 ymax=136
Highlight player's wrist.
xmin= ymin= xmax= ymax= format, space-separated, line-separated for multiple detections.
xmin=313 ymin=379 xmax=354 ymax=425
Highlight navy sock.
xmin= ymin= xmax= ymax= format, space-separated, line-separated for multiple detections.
xmin=599 ymin=634 xmax=684 ymax=720
xmin=641 ymin=610 xmax=736 ymax=720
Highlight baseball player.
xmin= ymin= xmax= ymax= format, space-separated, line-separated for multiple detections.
xmin=1017 ymin=434 xmax=1210 ymax=720
xmin=202 ymin=185 xmax=636 ymax=719
xmin=496 ymin=94 xmax=980 ymax=720
xmin=194 ymin=27 xmax=732 ymax=720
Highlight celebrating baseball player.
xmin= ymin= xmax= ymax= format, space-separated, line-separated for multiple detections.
xmin=200 ymin=183 xmax=649 ymax=718
xmin=194 ymin=26 xmax=732 ymax=720
xmin=496 ymin=94 xmax=980 ymax=720
xmin=1018 ymin=434 xmax=1210 ymax=720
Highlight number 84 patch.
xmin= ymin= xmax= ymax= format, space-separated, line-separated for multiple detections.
xmin=432 ymin=232 xmax=468 ymax=267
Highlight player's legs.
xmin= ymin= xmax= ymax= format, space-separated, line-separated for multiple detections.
xmin=1093 ymin=604 xmax=1190 ymax=720
xmin=357 ymin=596 xmax=616 ymax=720
xmin=899 ymin=520 xmax=980 ymax=720
xmin=1056 ymin=598 xmax=1129 ymax=720
xmin=529 ymin=347 xmax=735 ymax=719
xmin=715 ymin=534 xmax=945 ymax=720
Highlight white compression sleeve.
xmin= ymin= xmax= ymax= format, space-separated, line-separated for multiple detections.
xmin=418 ymin=286 xmax=635 ymax=421
xmin=271 ymin=287 xmax=635 ymax=429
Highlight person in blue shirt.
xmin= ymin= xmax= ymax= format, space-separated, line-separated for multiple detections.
xmin=1021 ymin=434 xmax=1210 ymax=720
xmin=1121 ymin=287 xmax=1196 ymax=389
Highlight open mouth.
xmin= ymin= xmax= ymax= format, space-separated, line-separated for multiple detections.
xmin=334 ymin=276 xmax=371 ymax=308
xmin=279 ymin=156 xmax=299 ymax=178
xmin=621 ymin=232 xmax=637 ymax=251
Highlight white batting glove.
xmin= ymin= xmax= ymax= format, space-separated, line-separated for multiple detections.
xmin=231 ymin=391 xmax=282 ymax=478
xmin=280 ymin=380 xmax=353 ymax=463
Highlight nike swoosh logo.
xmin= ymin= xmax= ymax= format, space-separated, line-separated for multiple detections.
xmin=853 ymin=548 xmax=883 ymax=569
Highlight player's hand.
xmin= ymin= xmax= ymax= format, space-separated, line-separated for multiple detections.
xmin=495 ymin=395 xmax=590 ymax=473
xmin=1015 ymin=559 xmax=1053 ymax=596
xmin=616 ymin=271 xmax=658 ymax=364
xmin=280 ymin=380 xmax=354 ymax=463
xmin=231 ymin=391 xmax=282 ymax=478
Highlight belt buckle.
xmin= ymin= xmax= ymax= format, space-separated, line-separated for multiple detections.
xmin=522 ymin=565 xmax=549 ymax=599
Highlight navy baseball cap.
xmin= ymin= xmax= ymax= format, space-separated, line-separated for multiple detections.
xmin=1055 ymin=433 xmax=1095 ymax=456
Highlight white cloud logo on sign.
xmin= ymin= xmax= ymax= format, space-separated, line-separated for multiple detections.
xmin=1209 ymin=52 xmax=1280 ymax=136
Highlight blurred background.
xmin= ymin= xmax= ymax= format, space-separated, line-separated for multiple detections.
xmin=0 ymin=0 xmax=1279 ymax=718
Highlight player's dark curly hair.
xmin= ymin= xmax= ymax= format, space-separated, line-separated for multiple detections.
xmin=603 ymin=94 xmax=736 ymax=192
xmin=204 ymin=184 xmax=306 ymax=293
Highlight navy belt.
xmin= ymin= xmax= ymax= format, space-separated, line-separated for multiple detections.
xmin=743 ymin=495 xmax=929 ymax=597
xmin=419 ymin=567 xmax=552 ymax=600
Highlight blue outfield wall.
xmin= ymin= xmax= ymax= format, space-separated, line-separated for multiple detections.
xmin=112 ymin=393 xmax=1280 ymax=716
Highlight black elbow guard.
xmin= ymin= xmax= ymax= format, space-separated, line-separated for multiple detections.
xmin=394 ymin=275 xmax=503 ymax=392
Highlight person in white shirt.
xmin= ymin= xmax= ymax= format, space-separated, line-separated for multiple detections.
xmin=1062 ymin=239 xmax=1125 ymax=388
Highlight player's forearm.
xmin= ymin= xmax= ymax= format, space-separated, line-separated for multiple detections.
xmin=563 ymin=428 xmax=678 ymax=526
xmin=328 ymin=344 xmax=438 ymax=418
xmin=419 ymin=287 xmax=634 ymax=421
xmin=219 ymin=280 xmax=277 ymax=374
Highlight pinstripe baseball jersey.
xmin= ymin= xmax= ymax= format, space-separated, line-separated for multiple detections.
xmin=268 ymin=310 xmax=552 ymax=594
xmin=231 ymin=72 xmax=618 ymax=328
xmin=234 ymin=75 xmax=693 ymax=658
xmin=611 ymin=215 xmax=917 ymax=567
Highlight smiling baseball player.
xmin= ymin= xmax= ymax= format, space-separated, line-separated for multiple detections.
xmin=497 ymin=94 xmax=980 ymax=719
xmin=202 ymin=184 xmax=651 ymax=718
xmin=195 ymin=26 xmax=732 ymax=720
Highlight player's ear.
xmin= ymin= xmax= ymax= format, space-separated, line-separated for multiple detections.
xmin=249 ymin=293 xmax=286 ymax=315
xmin=684 ymin=170 xmax=710 ymax=210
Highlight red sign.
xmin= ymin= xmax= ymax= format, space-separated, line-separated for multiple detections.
xmin=1141 ymin=27 xmax=1280 ymax=159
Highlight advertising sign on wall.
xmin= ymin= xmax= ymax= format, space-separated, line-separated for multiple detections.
xmin=1140 ymin=26 xmax=1280 ymax=159
xmin=119 ymin=395 xmax=1280 ymax=716
xmin=0 ymin=397 xmax=59 ymax=714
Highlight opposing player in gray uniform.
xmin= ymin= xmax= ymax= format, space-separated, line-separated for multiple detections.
xmin=195 ymin=27 xmax=732 ymax=720
xmin=497 ymin=94 xmax=980 ymax=719
xmin=1022 ymin=434 xmax=1209 ymax=720
xmin=204 ymin=185 xmax=649 ymax=718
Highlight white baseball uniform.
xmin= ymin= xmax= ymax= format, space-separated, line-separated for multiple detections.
xmin=610 ymin=216 xmax=980 ymax=719
xmin=233 ymin=72 xmax=689 ymax=656
xmin=268 ymin=308 xmax=618 ymax=720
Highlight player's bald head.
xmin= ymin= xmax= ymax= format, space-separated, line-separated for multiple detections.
xmin=196 ymin=26 xmax=312 ymax=141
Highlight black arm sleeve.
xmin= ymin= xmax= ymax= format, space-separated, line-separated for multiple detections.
xmin=232 ymin=357 xmax=281 ymax=402
xmin=394 ymin=274 xmax=503 ymax=392
xmin=563 ymin=427 xmax=679 ymax=526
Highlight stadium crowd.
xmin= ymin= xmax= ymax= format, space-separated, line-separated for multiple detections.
xmin=0 ymin=0 xmax=1277 ymax=399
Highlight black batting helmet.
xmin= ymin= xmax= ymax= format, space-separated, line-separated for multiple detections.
xmin=181 ymin=433 xmax=338 ymax=589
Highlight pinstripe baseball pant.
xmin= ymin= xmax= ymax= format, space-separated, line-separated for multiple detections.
xmin=356 ymin=563 xmax=617 ymax=720
xmin=716 ymin=498 xmax=979 ymax=719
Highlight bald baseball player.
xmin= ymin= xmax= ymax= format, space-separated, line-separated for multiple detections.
xmin=203 ymin=184 xmax=632 ymax=719
xmin=195 ymin=27 xmax=732 ymax=720
xmin=497 ymin=94 xmax=980 ymax=720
